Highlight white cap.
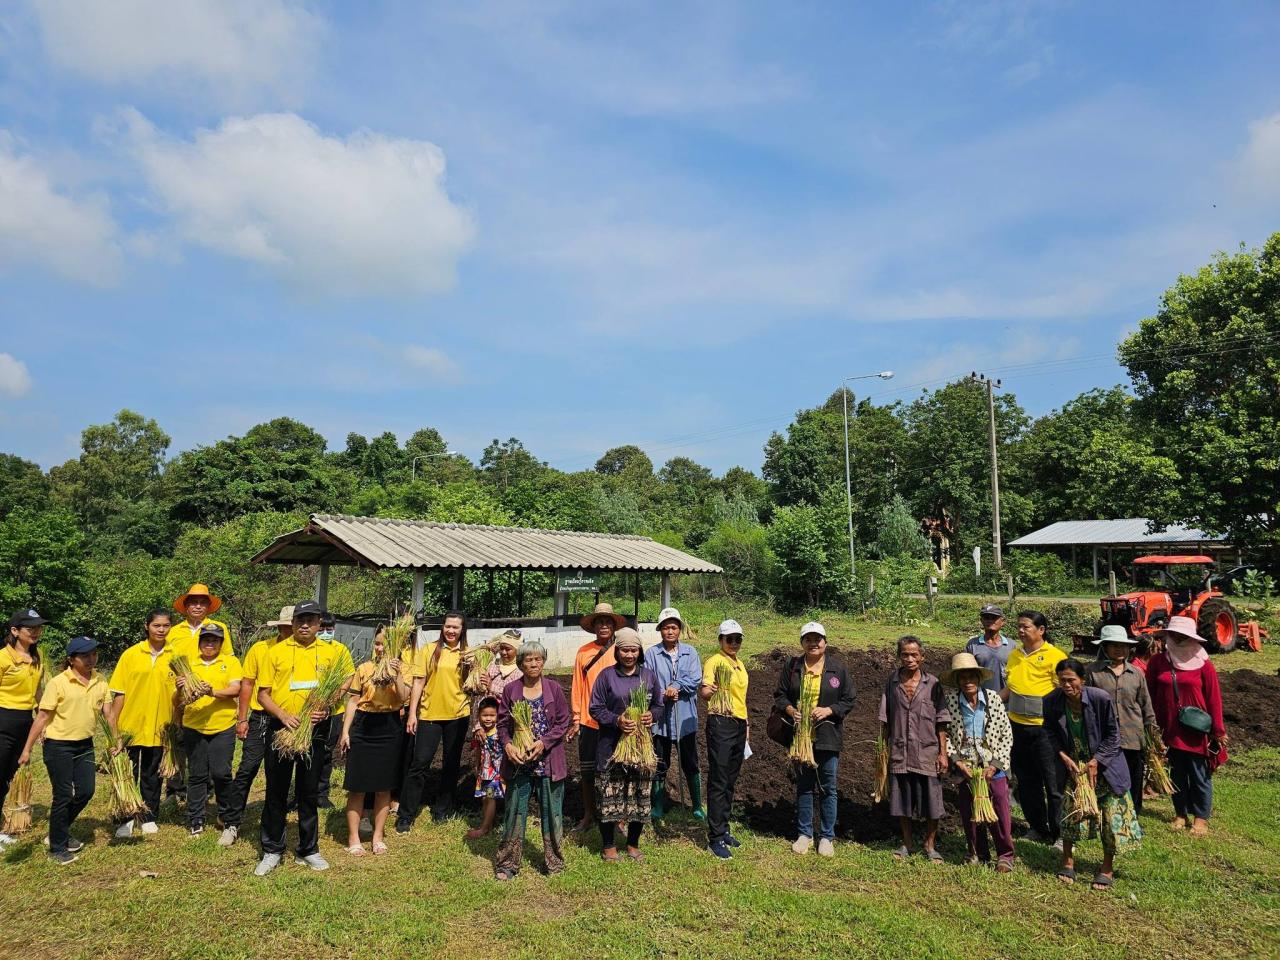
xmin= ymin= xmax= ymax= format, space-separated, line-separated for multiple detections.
xmin=800 ymin=621 xmax=826 ymax=639
xmin=657 ymin=607 xmax=683 ymax=627
xmin=717 ymin=619 xmax=744 ymax=637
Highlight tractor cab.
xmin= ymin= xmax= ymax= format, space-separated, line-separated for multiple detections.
xmin=1097 ymin=555 xmax=1239 ymax=653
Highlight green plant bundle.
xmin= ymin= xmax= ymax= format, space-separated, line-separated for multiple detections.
xmin=707 ymin=662 xmax=736 ymax=716
xmin=158 ymin=721 xmax=185 ymax=780
xmin=97 ymin=713 xmax=146 ymax=821
xmin=969 ymin=766 xmax=997 ymax=823
xmin=872 ymin=730 xmax=889 ymax=803
xmin=271 ymin=658 xmax=352 ymax=760
xmin=1065 ymin=766 xmax=1101 ymax=824
xmin=511 ymin=699 xmax=537 ymax=758
xmin=1143 ymin=727 xmax=1174 ymax=796
xmin=2 ymin=763 xmax=33 ymax=834
xmin=169 ymin=654 xmax=212 ymax=706
xmin=463 ymin=647 xmax=494 ymax=695
xmin=788 ymin=683 xmax=819 ymax=767
xmin=609 ymin=684 xmax=657 ymax=774
xmin=372 ymin=612 xmax=416 ymax=687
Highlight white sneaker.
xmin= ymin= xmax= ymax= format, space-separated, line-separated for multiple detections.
xmin=818 ymin=838 xmax=835 ymax=857
xmin=115 ymin=820 xmax=135 ymax=839
xmin=792 ymin=835 xmax=813 ymax=855
xmin=254 ymin=853 xmax=282 ymax=876
xmin=0 ymin=833 xmax=16 ymax=846
xmin=296 ymin=853 xmax=330 ymax=871
xmin=140 ymin=821 xmax=159 ymax=835
xmin=218 ymin=826 xmax=238 ymax=847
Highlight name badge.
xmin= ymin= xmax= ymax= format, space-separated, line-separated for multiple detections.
xmin=290 ymin=679 xmax=318 ymax=692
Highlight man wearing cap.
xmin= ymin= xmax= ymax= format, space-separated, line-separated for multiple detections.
xmin=643 ymin=607 xmax=704 ymax=821
xmin=569 ymin=602 xmax=624 ymax=832
xmin=700 ymin=619 xmax=750 ymax=859
xmin=1085 ymin=626 xmax=1158 ymax=815
xmin=220 ymin=606 xmax=293 ymax=846
xmin=315 ymin=611 xmax=355 ymax=809
xmin=964 ymin=604 xmax=1012 ymax=695
xmin=168 ymin=584 xmax=233 ymax=661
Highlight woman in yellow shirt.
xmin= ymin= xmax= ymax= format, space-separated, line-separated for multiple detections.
xmin=338 ymin=632 xmax=409 ymax=855
xmin=174 ymin=624 xmax=242 ymax=836
xmin=19 ymin=636 xmax=115 ymax=865
xmin=700 ymin=619 xmax=750 ymax=860
xmin=398 ymin=610 xmax=469 ymax=830
xmin=107 ymin=610 xmax=174 ymax=839
xmin=0 ymin=608 xmax=45 ymax=847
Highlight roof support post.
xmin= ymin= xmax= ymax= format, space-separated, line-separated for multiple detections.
xmin=411 ymin=570 xmax=425 ymax=616
xmin=1092 ymin=547 xmax=1098 ymax=586
xmin=315 ymin=562 xmax=330 ymax=608
xmin=452 ymin=569 xmax=464 ymax=611
xmin=661 ymin=573 xmax=671 ymax=609
xmin=517 ymin=570 xmax=524 ymax=618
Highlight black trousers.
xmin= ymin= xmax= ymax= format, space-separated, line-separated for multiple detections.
xmin=225 ymin=710 xmax=268 ymax=828
xmin=184 ymin=726 xmax=236 ymax=828
xmin=705 ymin=715 xmax=746 ymax=843
xmin=1123 ymin=747 xmax=1145 ymax=815
xmin=43 ymin=738 xmax=95 ymax=853
xmin=260 ymin=716 xmax=330 ymax=857
xmin=127 ymin=744 xmax=163 ymax=824
xmin=0 ymin=707 xmax=33 ymax=816
xmin=654 ymin=731 xmax=700 ymax=780
xmin=1011 ymin=723 xmax=1062 ymax=840
xmin=398 ymin=717 xmax=468 ymax=822
xmin=317 ymin=713 xmax=342 ymax=798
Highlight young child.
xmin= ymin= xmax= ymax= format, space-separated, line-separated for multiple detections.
xmin=466 ymin=697 xmax=504 ymax=840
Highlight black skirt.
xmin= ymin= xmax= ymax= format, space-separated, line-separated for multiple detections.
xmin=344 ymin=711 xmax=405 ymax=793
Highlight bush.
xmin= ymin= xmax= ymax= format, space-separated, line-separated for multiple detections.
xmin=701 ymin=521 xmax=775 ymax=601
xmin=767 ymin=506 xmax=828 ymax=613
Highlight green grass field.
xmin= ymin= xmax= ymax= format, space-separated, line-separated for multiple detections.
xmin=5 ymin=606 xmax=1279 ymax=960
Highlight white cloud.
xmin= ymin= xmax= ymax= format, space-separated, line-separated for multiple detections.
xmin=122 ymin=110 xmax=475 ymax=296
xmin=0 ymin=354 xmax=33 ymax=397
xmin=1233 ymin=112 xmax=1280 ymax=203
xmin=0 ymin=133 xmax=121 ymax=285
xmin=28 ymin=0 xmax=321 ymax=102
xmin=403 ymin=345 xmax=462 ymax=382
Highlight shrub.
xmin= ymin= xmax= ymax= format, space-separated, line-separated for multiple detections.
xmin=701 ymin=520 xmax=775 ymax=601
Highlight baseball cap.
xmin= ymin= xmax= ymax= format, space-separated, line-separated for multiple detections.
xmin=198 ymin=623 xmax=226 ymax=642
xmin=9 ymin=608 xmax=46 ymax=628
xmin=66 ymin=636 xmax=99 ymax=656
xmin=800 ymin=621 xmax=826 ymax=639
xmin=717 ymin=619 xmax=744 ymax=637
xmin=657 ymin=607 xmax=683 ymax=628
xmin=980 ymin=603 xmax=1005 ymax=618
xmin=292 ymin=600 xmax=323 ymax=619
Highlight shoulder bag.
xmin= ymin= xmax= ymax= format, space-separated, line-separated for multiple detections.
xmin=1170 ymin=663 xmax=1213 ymax=735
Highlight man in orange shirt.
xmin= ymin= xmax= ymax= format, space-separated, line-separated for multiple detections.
xmin=569 ymin=602 xmax=625 ymax=832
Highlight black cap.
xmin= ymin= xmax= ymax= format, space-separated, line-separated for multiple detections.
xmin=9 ymin=608 xmax=46 ymax=628
xmin=66 ymin=636 xmax=99 ymax=656
xmin=198 ymin=623 xmax=226 ymax=641
xmin=980 ymin=603 xmax=1005 ymax=618
xmin=292 ymin=600 xmax=323 ymax=619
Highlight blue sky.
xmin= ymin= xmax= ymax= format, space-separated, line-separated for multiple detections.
xmin=2 ymin=1 xmax=1278 ymax=474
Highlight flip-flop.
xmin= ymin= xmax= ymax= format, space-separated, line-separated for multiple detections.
xmin=372 ymin=841 xmax=388 ymax=855
xmin=892 ymin=845 xmax=910 ymax=861
xmin=1057 ymin=867 xmax=1076 ymax=884
xmin=923 ymin=848 xmax=944 ymax=863
xmin=601 ymin=849 xmax=620 ymax=862
xmin=346 ymin=845 xmax=366 ymax=857
xmin=626 ymin=848 xmax=645 ymax=863
xmin=495 ymin=868 xmax=514 ymax=881
xmin=1091 ymin=873 xmax=1114 ymax=890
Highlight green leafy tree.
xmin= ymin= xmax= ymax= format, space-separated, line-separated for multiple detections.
xmin=69 ymin=553 xmax=171 ymax=659
xmin=0 ymin=508 xmax=88 ymax=632
xmin=0 ymin=454 xmax=50 ymax=519
xmin=480 ymin=438 xmax=545 ymax=494
xmin=766 ymin=504 xmax=828 ymax=612
xmin=873 ymin=494 xmax=930 ymax=559
xmin=595 ymin=445 xmax=654 ymax=483
xmin=702 ymin=520 xmax=775 ymax=600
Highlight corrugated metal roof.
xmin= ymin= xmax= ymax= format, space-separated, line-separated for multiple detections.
xmin=251 ymin=514 xmax=723 ymax=573
xmin=1008 ymin=518 xmax=1227 ymax=547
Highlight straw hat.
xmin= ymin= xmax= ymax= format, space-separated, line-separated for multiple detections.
xmin=580 ymin=602 xmax=626 ymax=632
xmin=941 ymin=651 xmax=993 ymax=688
xmin=174 ymin=583 xmax=222 ymax=615
xmin=266 ymin=605 xmax=295 ymax=628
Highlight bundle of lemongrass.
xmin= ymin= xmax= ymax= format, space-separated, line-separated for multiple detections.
xmin=372 ymin=612 xmax=416 ymax=687
xmin=271 ymin=659 xmax=351 ymax=759
xmin=609 ymin=685 xmax=657 ymax=773
xmin=788 ymin=684 xmax=819 ymax=767
xmin=1 ymin=763 xmax=33 ymax=834
xmin=1143 ymin=726 xmax=1174 ymax=795
xmin=97 ymin=714 xmax=147 ymax=820
xmin=707 ymin=662 xmax=735 ymax=716
xmin=169 ymin=654 xmax=211 ymax=706
xmin=511 ymin=699 xmax=538 ymax=759
xmin=1065 ymin=765 xmax=1101 ymax=824
xmin=968 ymin=762 xmax=997 ymax=823
xmin=158 ymin=721 xmax=185 ymax=780
xmin=872 ymin=730 xmax=890 ymax=803
xmin=462 ymin=647 xmax=495 ymax=695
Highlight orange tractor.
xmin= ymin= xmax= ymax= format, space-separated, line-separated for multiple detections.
xmin=1091 ymin=555 xmax=1243 ymax=653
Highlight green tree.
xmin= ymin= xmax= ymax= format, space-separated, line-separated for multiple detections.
xmin=0 ymin=453 xmax=50 ymax=519
xmin=766 ymin=504 xmax=828 ymax=612
xmin=595 ymin=445 xmax=653 ymax=483
xmin=480 ymin=438 xmax=545 ymax=494
xmin=69 ymin=552 xmax=171 ymax=659
xmin=0 ymin=507 xmax=88 ymax=631
xmin=873 ymin=494 xmax=930 ymax=559
xmin=702 ymin=520 xmax=775 ymax=600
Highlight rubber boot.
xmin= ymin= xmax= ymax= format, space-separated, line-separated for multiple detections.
xmin=688 ymin=773 xmax=706 ymax=821
xmin=651 ymin=780 xmax=667 ymax=821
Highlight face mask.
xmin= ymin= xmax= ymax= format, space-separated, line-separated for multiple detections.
xmin=318 ymin=630 xmax=335 ymax=641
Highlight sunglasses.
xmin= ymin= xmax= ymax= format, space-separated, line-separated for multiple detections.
xmin=722 ymin=636 xmax=744 ymax=645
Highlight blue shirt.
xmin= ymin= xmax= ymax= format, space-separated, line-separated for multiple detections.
xmin=958 ymin=689 xmax=1006 ymax=779
xmin=642 ymin=642 xmax=702 ymax=740
xmin=965 ymin=634 xmax=1013 ymax=693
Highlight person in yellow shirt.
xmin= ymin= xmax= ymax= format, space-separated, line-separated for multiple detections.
xmin=107 ymin=609 xmax=175 ymax=839
xmin=19 ymin=636 xmax=115 ymax=865
xmin=397 ymin=610 xmax=469 ymax=831
xmin=1000 ymin=610 xmax=1068 ymax=846
xmin=700 ymin=619 xmax=750 ymax=859
xmin=167 ymin=583 xmax=233 ymax=660
xmin=254 ymin=600 xmax=352 ymax=875
xmin=220 ymin=605 xmax=291 ymax=847
xmin=0 ymin=608 xmax=45 ymax=847
xmin=175 ymin=624 xmax=242 ymax=837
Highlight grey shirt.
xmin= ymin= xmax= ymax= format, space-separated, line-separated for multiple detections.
xmin=964 ymin=633 xmax=1013 ymax=693
xmin=1084 ymin=660 xmax=1157 ymax=752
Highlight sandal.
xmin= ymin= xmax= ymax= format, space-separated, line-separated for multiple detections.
xmin=995 ymin=859 xmax=1014 ymax=874
xmin=626 ymin=848 xmax=645 ymax=863
xmin=1091 ymin=873 xmax=1114 ymax=890
xmin=923 ymin=848 xmax=944 ymax=863
xmin=495 ymin=868 xmax=514 ymax=881
xmin=601 ymin=848 xmax=619 ymax=862
xmin=1057 ymin=867 xmax=1076 ymax=884
xmin=372 ymin=841 xmax=388 ymax=855
xmin=892 ymin=845 xmax=910 ymax=861
xmin=347 ymin=844 xmax=366 ymax=857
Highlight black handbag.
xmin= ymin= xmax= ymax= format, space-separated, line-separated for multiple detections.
xmin=1170 ymin=662 xmax=1213 ymax=735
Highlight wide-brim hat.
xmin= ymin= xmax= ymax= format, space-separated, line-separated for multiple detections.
xmin=941 ymin=652 xmax=994 ymax=688
xmin=580 ymin=602 xmax=626 ymax=632
xmin=1097 ymin=624 xmax=1138 ymax=646
xmin=266 ymin=605 xmax=295 ymax=628
xmin=1159 ymin=615 xmax=1201 ymax=645
xmin=174 ymin=583 xmax=222 ymax=615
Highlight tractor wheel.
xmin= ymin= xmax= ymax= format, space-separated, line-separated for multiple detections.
xmin=1197 ymin=597 xmax=1238 ymax=654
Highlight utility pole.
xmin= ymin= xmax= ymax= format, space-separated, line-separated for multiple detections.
xmin=842 ymin=370 xmax=895 ymax=599
xmin=970 ymin=373 xmax=1003 ymax=569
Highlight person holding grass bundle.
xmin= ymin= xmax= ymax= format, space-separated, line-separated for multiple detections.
xmin=107 ymin=610 xmax=175 ymax=839
xmin=400 ymin=610 xmax=470 ymax=829
xmin=466 ymin=697 xmax=505 ymax=839
xmin=589 ymin=627 xmax=664 ymax=863
xmin=338 ymin=628 xmax=409 ymax=856
xmin=569 ymin=602 xmax=623 ymax=832
xmin=494 ymin=639 xmax=571 ymax=880
xmin=480 ymin=631 xmax=522 ymax=701
xmin=254 ymin=600 xmax=353 ymax=875
xmin=700 ymin=619 xmax=749 ymax=860
xmin=1085 ymin=625 xmax=1158 ymax=815
xmin=773 ymin=622 xmax=855 ymax=857
xmin=175 ymin=623 xmax=242 ymax=836
xmin=19 ymin=636 xmax=114 ymax=864
xmin=1045 ymin=658 xmax=1142 ymax=890
xmin=0 ymin=609 xmax=45 ymax=848
xmin=941 ymin=652 xmax=1015 ymax=871
xmin=879 ymin=636 xmax=950 ymax=863
xmin=643 ymin=607 xmax=704 ymax=821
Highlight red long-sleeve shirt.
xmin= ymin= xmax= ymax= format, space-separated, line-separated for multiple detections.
xmin=1146 ymin=652 xmax=1226 ymax=755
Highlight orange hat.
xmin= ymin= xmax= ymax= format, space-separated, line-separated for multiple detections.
xmin=174 ymin=583 xmax=222 ymax=615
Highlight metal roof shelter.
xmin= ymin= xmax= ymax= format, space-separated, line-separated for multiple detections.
xmin=251 ymin=513 xmax=722 ymax=621
xmin=1009 ymin=518 xmax=1232 ymax=585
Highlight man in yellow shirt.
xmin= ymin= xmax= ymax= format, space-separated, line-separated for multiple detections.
xmin=167 ymin=583 xmax=233 ymax=660
xmin=178 ymin=624 xmax=242 ymax=837
xmin=254 ymin=600 xmax=352 ymax=875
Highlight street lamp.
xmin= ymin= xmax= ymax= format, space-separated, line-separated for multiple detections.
xmin=411 ymin=450 xmax=457 ymax=481
xmin=842 ymin=371 xmax=894 ymax=598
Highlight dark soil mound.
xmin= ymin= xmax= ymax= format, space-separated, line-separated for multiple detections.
xmin=1219 ymin=668 xmax=1280 ymax=751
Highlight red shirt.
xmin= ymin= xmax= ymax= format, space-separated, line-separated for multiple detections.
xmin=1146 ymin=652 xmax=1226 ymax=754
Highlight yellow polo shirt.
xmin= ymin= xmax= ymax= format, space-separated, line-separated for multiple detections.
xmin=240 ymin=636 xmax=279 ymax=712
xmin=349 ymin=661 xmax=407 ymax=714
xmin=704 ymin=652 xmax=749 ymax=720
xmin=109 ymin=641 xmax=175 ymax=747
xmin=412 ymin=643 xmax=468 ymax=721
xmin=182 ymin=653 xmax=242 ymax=734
xmin=0 ymin=646 xmax=41 ymax=711
xmin=260 ymin=638 xmax=350 ymax=717
xmin=39 ymin=669 xmax=110 ymax=741
xmin=167 ymin=618 xmax=234 ymax=660
xmin=1006 ymin=642 xmax=1067 ymax=726
xmin=322 ymin=638 xmax=356 ymax=717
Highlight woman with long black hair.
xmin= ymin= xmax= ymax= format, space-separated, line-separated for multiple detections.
xmin=0 ymin=608 xmax=44 ymax=846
